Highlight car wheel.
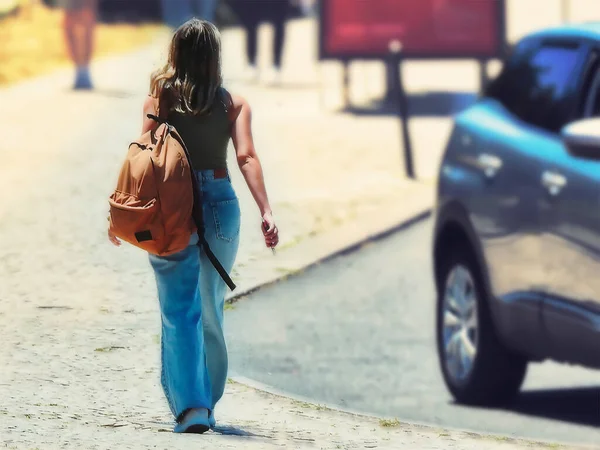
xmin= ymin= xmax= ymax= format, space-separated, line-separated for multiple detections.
xmin=436 ymin=244 xmax=527 ymax=406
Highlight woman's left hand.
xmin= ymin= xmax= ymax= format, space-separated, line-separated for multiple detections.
xmin=261 ymin=211 xmax=279 ymax=249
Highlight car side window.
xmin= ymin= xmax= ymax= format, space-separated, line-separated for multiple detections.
xmin=486 ymin=41 xmax=582 ymax=133
xmin=485 ymin=39 xmax=533 ymax=114
xmin=581 ymin=57 xmax=600 ymax=118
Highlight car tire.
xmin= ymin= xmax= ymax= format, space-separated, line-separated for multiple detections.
xmin=436 ymin=243 xmax=527 ymax=406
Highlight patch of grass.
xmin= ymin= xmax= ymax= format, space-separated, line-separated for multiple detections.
xmin=278 ymin=235 xmax=304 ymax=251
xmin=0 ymin=2 xmax=164 ymax=86
xmin=274 ymin=267 xmax=295 ymax=275
xmin=378 ymin=418 xmax=400 ymax=428
xmin=94 ymin=346 xmax=126 ymax=353
xmin=463 ymin=432 xmax=483 ymax=440
xmin=311 ymin=404 xmax=327 ymax=411
xmin=291 ymin=399 xmax=327 ymax=411
xmin=224 ymin=303 xmax=236 ymax=311
xmin=291 ymin=400 xmax=312 ymax=409
xmin=226 ymin=295 xmax=245 ymax=307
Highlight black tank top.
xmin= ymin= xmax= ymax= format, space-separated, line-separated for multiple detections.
xmin=167 ymin=88 xmax=233 ymax=170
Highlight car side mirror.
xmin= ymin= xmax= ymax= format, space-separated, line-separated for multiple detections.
xmin=561 ymin=118 xmax=600 ymax=160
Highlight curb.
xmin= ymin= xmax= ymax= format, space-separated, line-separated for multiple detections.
xmin=228 ymin=375 xmax=593 ymax=450
xmin=225 ymin=206 xmax=432 ymax=304
xmin=228 ymin=374 xmax=419 ymax=423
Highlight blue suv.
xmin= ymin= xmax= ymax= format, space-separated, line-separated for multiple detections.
xmin=433 ymin=23 xmax=600 ymax=405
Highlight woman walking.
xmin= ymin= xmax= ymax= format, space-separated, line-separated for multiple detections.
xmin=108 ymin=18 xmax=279 ymax=433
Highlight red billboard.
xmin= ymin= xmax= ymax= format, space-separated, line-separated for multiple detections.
xmin=319 ymin=0 xmax=506 ymax=60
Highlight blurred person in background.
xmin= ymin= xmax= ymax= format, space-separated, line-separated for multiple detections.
xmin=59 ymin=0 xmax=97 ymax=90
xmin=108 ymin=18 xmax=279 ymax=433
xmin=230 ymin=0 xmax=293 ymax=84
xmin=161 ymin=0 xmax=217 ymax=29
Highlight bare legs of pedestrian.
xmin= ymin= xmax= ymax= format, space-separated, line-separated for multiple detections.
xmin=63 ymin=2 xmax=97 ymax=90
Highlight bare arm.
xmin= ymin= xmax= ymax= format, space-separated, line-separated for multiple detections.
xmin=231 ymin=94 xmax=278 ymax=248
xmin=231 ymin=95 xmax=272 ymax=216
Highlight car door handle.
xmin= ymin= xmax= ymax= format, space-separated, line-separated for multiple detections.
xmin=477 ymin=153 xmax=503 ymax=178
xmin=541 ymin=170 xmax=567 ymax=196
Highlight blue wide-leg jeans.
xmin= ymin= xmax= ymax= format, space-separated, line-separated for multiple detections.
xmin=148 ymin=169 xmax=240 ymax=419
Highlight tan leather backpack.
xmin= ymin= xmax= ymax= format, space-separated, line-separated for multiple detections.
xmin=108 ymin=114 xmax=236 ymax=290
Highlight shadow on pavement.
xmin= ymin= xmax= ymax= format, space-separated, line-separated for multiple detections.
xmin=212 ymin=425 xmax=271 ymax=439
xmin=344 ymin=91 xmax=479 ymax=117
xmin=448 ymin=386 xmax=600 ymax=430
xmin=501 ymin=387 xmax=600 ymax=428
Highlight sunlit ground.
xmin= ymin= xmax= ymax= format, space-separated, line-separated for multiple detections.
xmin=0 ymin=0 xmax=164 ymax=86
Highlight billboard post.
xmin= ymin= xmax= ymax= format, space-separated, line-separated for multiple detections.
xmin=388 ymin=41 xmax=415 ymax=179
xmin=479 ymin=60 xmax=489 ymax=95
xmin=342 ymin=60 xmax=350 ymax=108
xmin=384 ymin=52 xmax=401 ymax=106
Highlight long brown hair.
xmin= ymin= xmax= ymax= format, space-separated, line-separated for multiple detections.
xmin=150 ymin=18 xmax=223 ymax=116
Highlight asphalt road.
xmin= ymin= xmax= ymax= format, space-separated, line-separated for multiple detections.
xmin=225 ymin=219 xmax=600 ymax=446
